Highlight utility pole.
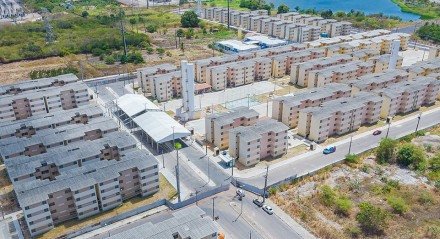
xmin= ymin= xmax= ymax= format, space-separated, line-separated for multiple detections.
xmin=386 ymin=122 xmax=391 ymax=138
xmin=227 ymin=0 xmax=230 ymax=29
xmin=415 ymin=112 xmax=422 ymax=133
xmin=212 ymin=196 xmax=216 ymax=220
xmin=262 ymin=165 xmax=269 ymax=203
xmin=348 ymin=136 xmax=353 ymax=154
xmin=173 ymin=126 xmax=182 ymax=202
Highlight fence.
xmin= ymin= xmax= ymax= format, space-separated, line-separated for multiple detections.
xmin=65 ymin=184 xmax=230 ymax=239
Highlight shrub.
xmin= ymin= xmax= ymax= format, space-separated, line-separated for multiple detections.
xmin=396 ymin=143 xmax=427 ymax=170
xmin=376 ymin=138 xmax=397 ymax=164
xmin=156 ymin=47 xmax=165 ymax=55
xmin=345 ymin=154 xmax=360 ymax=165
xmin=319 ymin=185 xmax=336 ymax=206
xmin=104 ymin=55 xmax=116 ymax=65
xmin=334 ymin=197 xmax=352 ymax=216
xmin=418 ymin=191 xmax=433 ymax=205
xmin=146 ymin=25 xmax=157 ymax=33
xmin=345 ymin=225 xmax=361 ymax=238
xmin=387 ymin=196 xmax=409 ymax=215
xmin=356 ymin=202 xmax=389 ymax=235
xmin=268 ymin=186 xmax=277 ymax=196
xmin=81 ymin=11 xmax=89 ymax=18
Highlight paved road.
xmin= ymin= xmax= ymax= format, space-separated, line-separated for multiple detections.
xmin=239 ymin=108 xmax=440 ymax=188
xmin=198 ymin=188 xmax=305 ymax=239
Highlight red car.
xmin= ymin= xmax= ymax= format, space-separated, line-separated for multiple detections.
xmin=373 ymin=130 xmax=382 ymax=136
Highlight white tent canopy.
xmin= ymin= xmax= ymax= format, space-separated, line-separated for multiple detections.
xmin=133 ymin=111 xmax=191 ymax=144
xmin=115 ymin=94 xmax=159 ymax=118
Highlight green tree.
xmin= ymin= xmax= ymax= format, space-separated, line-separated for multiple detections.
xmin=396 ymin=143 xmax=427 ymax=170
xmin=81 ymin=11 xmax=89 ymax=18
xmin=321 ymin=9 xmax=333 ymax=19
xmin=356 ymin=202 xmax=389 ymax=235
xmin=277 ymin=4 xmax=290 ymax=14
xmin=376 ymin=138 xmax=397 ymax=164
xmin=181 ymin=10 xmax=199 ymax=28
xmin=146 ymin=25 xmax=157 ymax=33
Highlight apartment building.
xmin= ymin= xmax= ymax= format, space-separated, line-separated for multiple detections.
xmin=291 ymin=54 xmax=353 ymax=87
xmin=207 ymin=65 xmax=227 ymax=91
xmin=0 ymin=74 xmax=78 ymax=96
xmin=248 ymin=15 xmax=268 ymax=32
xmin=314 ymin=19 xmax=337 ymax=34
xmin=327 ymin=21 xmax=352 ymax=37
xmin=272 ymin=83 xmax=352 ymax=128
xmin=0 ymin=117 xmax=119 ymax=160
xmin=0 ymin=82 xmax=90 ymax=122
xmin=260 ymin=18 xmax=281 ymax=35
xmin=378 ymin=77 xmax=440 ymax=118
xmin=146 ymin=71 xmax=181 ymax=102
xmin=0 ymin=105 xmax=103 ymax=140
xmin=226 ymin=60 xmax=256 ymax=87
xmin=229 ymin=119 xmax=288 ymax=166
xmin=255 ymin=57 xmax=273 ymax=81
xmin=350 ymin=69 xmax=410 ymax=94
xmin=15 ymin=149 xmax=159 ymax=237
xmin=307 ymin=61 xmax=375 ymax=88
xmin=369 ymin=54 xmax=403 ymax=73
xmin=137 ymin=64 xmax=177 ymax=93
xmin=406 ymin=58 xmax=440 ymax=79
xmin=298 ymin=92 xmax=383 ymax=142
xmin=205 ymin=107 xmax=259 ymax=149
xmin=194 ymin=55 xmax=239 ymax=83
xmin=271 ymin=48 xmax=327 ymax=78
xmin=276 ymin=12 xmax=300 ymax=21
xmin=351 ymin=49 xmax=381 ymax=61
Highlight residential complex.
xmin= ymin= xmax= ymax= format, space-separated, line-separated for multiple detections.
xmin=429 ymin=46 xmax=440 ymax=60
xmin=205 ymin=107 xmax=259 ymax=149
xmin=0 ymin=75 xmax=160 ymax=237
xmin=378 ymin=77 xmax=440 ymax=118
xmin=272 ymin=83 xmax=352 ymax=128
xmin=229 ymin=119 xmax=288 ymax=166
xmin=137 ymin=63 xmax=177 ymax=93
xmin=297 ymin=92 xmax=383 ymax=142
xmin=0 ymin=80 xmax=89 ymax=122
xmin=405 ymin=58 xmax=440 ymax=79
xmin=350 ymin=69 xmax=410 ymax=94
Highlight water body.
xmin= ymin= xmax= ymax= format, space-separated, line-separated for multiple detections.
xmin=267 ymin=0 xmax=420 ymax=21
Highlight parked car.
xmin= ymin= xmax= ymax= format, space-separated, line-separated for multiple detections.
xmin=323 ymin=146 xmax=336 ymax=154
xmin=373 ymin=130 xmax=382 ymax=136
xmin=253 ymin=198 xmax=263 ymax=207
xmin=262 ymin=205 xmax=273 ymax=215
xmin=236 ymin=189 xmax=245 ymax=198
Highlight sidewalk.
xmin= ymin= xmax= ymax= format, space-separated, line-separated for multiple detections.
xmin=73 ymin=205 xmax=168 ymax=239
xmin=160 ymin=169 xmax=191 ymax=201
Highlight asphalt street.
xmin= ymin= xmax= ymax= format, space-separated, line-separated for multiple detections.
xmin=198 ymin=188 xmax=303 ymax=239
xmin=239 ymin=108 xmax=440 ymax=188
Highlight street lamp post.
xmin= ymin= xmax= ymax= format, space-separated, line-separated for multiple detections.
xmin=415 ymin=112 xmax=422 ymax=133
xmin=348 ymin=136 xmax=353 ymax=154
xmin=212 ymin=196 xmax=217 ymax=221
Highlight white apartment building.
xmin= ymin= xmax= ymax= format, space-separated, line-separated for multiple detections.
xmin=307 ymin=60 xmax=375 ymax=88
xmin=291 ymin=54 xmax=353 ymax=87
xmin=272 ymin=83 xmax=352 ymax=128
xmin=350 ymin=69 xmax=410 ymax=94
xmin=378 ymin=77 xmax=440 ymax=118
xmin=146 ymin=71 xmax=181 ymax=102
xmin=298 ymin=92 xmax=383 ymax=142
xmin=205 ymin=107 xmax=259 ymax=149
xmin=229 ymin=119 xmax=288 ymax=166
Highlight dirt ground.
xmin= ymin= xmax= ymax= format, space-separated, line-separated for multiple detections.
xmin=271 ymin=154 xmax=440 ymax=239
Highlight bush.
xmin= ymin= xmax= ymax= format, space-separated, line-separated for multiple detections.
xmin=345 ymin=225 xmax=361 ymax=238
xmin=146 ymin=25 xmax=157 ymax=33
xmin=376 ymin=138 xmax=397 ymax=164
xmin=417 ymin=23 xmax=440 ymax=44
xmin=334 ymin=197 xmax=352 ymax=216
xmin=81 ymin=11 xmax=89 ymax=18
xmin=104 ymin=55 xmax=116 ymax=64
xmin=277 ymin=4 xmax=289 ymax=14
xmin=387 ymin=196 xmax=409 ymax=215
xmin=345 ymin=154 xmax=360 ymax=165
xmin=181 ymin=10 xmax=199 ymax=28
xmin=156 ymin=47 xmax=165 ymax=55
xmin=396 ymin=143 xmax=427 ymax=170
xmin=319 ymin=185 xmax=336 ymax=206
xmin=268 ymin=186 xmax=277 ymax=196
xmin=356 ymin=202 xmax=389 ymax=235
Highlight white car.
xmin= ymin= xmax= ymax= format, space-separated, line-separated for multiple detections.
xmin=262 ymin=205 xmax=273 ymax=215
xmin=236 ymin=189 xmax=245 ymax=198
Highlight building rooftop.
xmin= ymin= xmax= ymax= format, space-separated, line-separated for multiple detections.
xmin=216 ymin=39 xmax=260 ymax=52
xmin=0 ymin=74 xmax=78 ymax=96
xmin=377 ymin=77 xmax=440 ymax=99
xmin=349 ymin=69 xmax=409 ymax=89
xmin=107 ymin=206 xmax=217 ymax=239
xmin=137 ymin=63 xmax=177 ymax=76
xmin=206 ymin=106 xmax=259 ymax=126
xmin=115 ymin=94 xmax=160 ymax=118
xmin=230 ymin=118 xmax=288 ymax=142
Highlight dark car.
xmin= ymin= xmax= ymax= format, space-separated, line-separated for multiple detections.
xmin=253 ymin=198 xmax=263 ymax=207
xmin=373 ymin=130 xmax=382 ymax=136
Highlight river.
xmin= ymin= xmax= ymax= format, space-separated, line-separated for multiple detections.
xmin=267 ymin=0 xmax=420 ymax=21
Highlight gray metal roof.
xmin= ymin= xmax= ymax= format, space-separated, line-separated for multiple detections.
xmin=107 ymin=206 xmax=218 ymax=239
xmin=14 ymin=149 xmax=157 ymax=207
xmin=0 ymin=74 xmax=78 ymax=96
xmin=230 ymin=118 xmax=288 ymax=142
xmin=206 ymin=106 xmax=259 ymax=126
xmin=349 ymin=69 xmax=409 ymax=89
xmin=377 ymin=77 xmax=440 ymax=99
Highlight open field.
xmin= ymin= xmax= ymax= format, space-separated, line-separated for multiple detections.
xmin=35 ymin=174 xmax=176 ymax=239
xmin=391 ymin=0 xmax=440 ymax=19
xmin=270 ymin=130 xmax=440 ymax=239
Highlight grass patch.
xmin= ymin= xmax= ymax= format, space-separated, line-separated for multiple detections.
xmin=36 ymin=173 xmax=176 ymax=239
xmin=391 ymin=0 xmax=440 ymax=20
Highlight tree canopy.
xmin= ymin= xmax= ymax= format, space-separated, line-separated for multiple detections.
xmin=277 ymin=4 xmax=290 ymax=14
xmin=181 ymin=10 xmax=199 ymax=28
